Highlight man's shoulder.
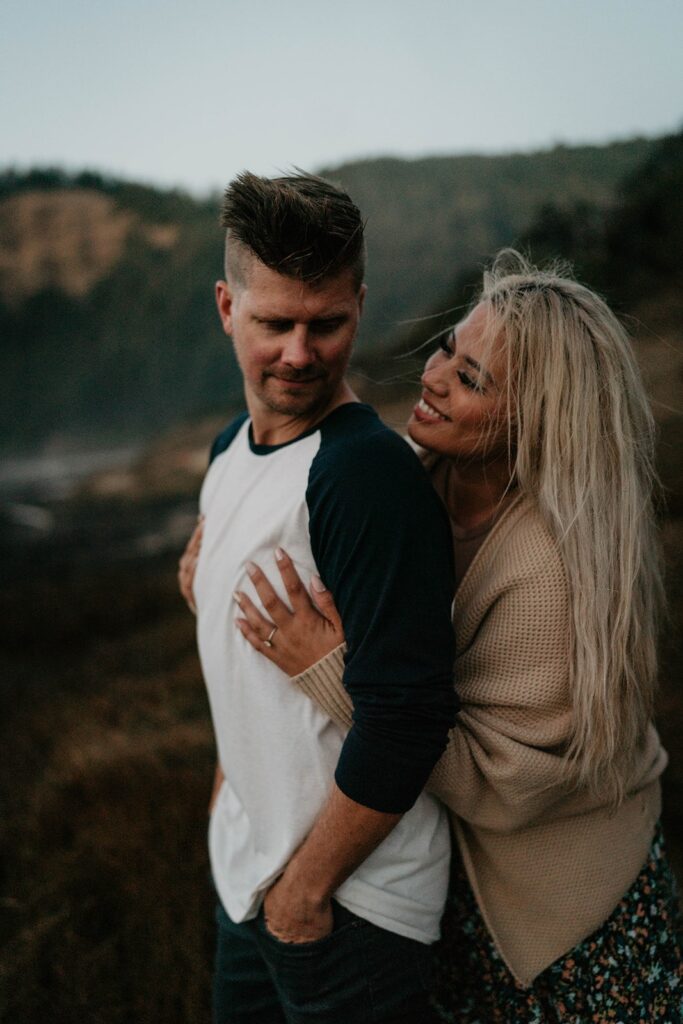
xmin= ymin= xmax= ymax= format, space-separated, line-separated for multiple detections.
xmin=307 ymin=402 xmax=445 ymax=527
xmin=208 ymin=412 xmax=249 ymax=465
xmin=313 ymin=403 xmax=425 ymax=479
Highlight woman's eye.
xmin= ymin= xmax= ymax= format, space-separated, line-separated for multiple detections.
xmin=457 ymin=370 xmax=484 ymax=394
xmin=438 ymin=331 xmax=455 ymax=355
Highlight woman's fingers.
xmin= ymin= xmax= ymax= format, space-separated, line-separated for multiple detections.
xmin=235 ymin=616 xmax=277 ymax=662
xmin=310 ymin=576 xmax=344 ymax=633
xmin=233 ymin=589 xmax=276 ymax=638
xmin=178 ymin=516 xmax=204 ymax=614
xmin=236 ymin=561 xmax=346 ymax=676
xmin=274 ymin=548 xmax=312 ymax=611
xmin=188 ymin=515 xmax=204 ymax=551
xmin=245 ymin=561 xmax=291 ymax=626
xmin=177 ymin=555 xmax=193 ymax=610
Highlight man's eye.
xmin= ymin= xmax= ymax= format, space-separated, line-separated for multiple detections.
xmin=457 ymin=370 xmax=484 ymax=394
xmin=311 ymin=319 xmax=343 ymax=335
xmin=265 ymin=321 xmax=292 ymax=333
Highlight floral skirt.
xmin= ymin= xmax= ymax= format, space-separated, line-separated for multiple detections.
xmin=430 ymin=821 xmax=683 ymax=1023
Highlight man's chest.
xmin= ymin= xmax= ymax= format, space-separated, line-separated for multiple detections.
xmin=195 ymin=429 xmax=321 ymax=635
xmin=193 ymin=427 xmax=340 ymax=781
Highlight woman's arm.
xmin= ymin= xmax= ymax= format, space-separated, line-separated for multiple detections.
xmin=290 ymin=563 xmax=575 ymax=831
xmin=197 ymin=542 xmax=574 ymax=831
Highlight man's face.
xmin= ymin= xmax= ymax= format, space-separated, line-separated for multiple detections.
xmin=216 ymin=261 xmax=365 ymax=436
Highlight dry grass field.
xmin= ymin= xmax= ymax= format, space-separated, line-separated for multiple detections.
xmin=1 ymin=388 xmax=681 ymax=1024
xmin=0 ymin=553 xmax=216 ymax=1023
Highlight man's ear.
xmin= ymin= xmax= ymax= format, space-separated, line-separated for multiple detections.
xmin=215 ymin=280 xmax=234 ymax=335
xmin=358 ymin=283 xmax=367 ymax=316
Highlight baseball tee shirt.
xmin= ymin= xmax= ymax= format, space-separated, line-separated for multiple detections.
xmin=195 ymin=402 xmax=457 ymax=943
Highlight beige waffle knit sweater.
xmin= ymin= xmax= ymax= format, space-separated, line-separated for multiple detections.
xmin=293 ymin=493 xmax=667 ymax=986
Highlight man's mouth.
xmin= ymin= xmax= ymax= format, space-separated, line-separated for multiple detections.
xmin=414 ymin=396 xmax=450 ymax=422
xmin=267 ymin=372 xmax=324 ymax=386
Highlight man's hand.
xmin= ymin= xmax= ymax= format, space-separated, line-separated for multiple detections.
xmin=261 ymin=783 xmax=400 ymax=945
xmin=262 ymin=874 xmax=334 ymax=943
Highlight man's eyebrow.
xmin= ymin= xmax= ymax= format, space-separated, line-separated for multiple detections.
xmin=253 ymin=312 xmax=350 ymax=323
xmin=464 ymin=355 xmax=494 ymax=385
xmin=310 ymin=313 xmax=349 ymax=324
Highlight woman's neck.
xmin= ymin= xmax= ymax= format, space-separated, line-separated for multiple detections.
xmin=443 ymin=458 xmax=516 ymax=532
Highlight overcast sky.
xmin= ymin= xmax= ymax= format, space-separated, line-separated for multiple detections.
xmin=2 ymin=0 xmax=681 ymax=195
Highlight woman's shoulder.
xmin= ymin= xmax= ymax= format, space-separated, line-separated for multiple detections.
xmin=454 ymin=496 xmax=572 ymax=708
xmin=463 ymin=494 xmax=565 ymax=595
xmin=454 ymin=496 xmax=569 ymax=660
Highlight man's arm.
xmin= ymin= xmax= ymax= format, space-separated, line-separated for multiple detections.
xmin=264 ymin=785 xmax=400 ymax=941
xmin=264 ymin=420 xmax=457 ymax=941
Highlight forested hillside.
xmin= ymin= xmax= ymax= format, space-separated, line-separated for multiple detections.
xmin=371 ymin=129 xmax=683 ymax=514
xmin=0 ymin=171 xmax=234 ymax=450
xmin=0 ymin=138 xmax=656 ymax=450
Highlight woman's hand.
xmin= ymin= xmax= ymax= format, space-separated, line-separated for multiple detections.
xmin=178 ymin=515 xmax=204 ymax=614
xmin=234 ymin=548 xmax=345 ymax=677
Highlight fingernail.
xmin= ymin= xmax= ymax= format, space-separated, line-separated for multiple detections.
xmin=233 ymin=591 xmax=242 ymax=605
xmin=275 ymin=547 xmax=285 ymax=562
xmin=245 ymin=561 xmax=257 ymax=577
xmin=311 ymin=575 xmax=327 ymax=592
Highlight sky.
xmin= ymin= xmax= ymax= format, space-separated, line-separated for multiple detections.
xmin=2 ymin=0 xmax=682 ymax=195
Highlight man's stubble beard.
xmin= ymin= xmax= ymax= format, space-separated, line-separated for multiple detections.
xmin=257 ymin=371 xmax=336 ymax=420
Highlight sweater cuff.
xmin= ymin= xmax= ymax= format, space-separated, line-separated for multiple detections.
xmin=292 ymin=644 xmax=353 ymax=730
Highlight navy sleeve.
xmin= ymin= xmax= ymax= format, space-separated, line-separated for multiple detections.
xmin=209 ymin=412 xmax=249 ymax=465
xmin=307 ymin=410 xmax=457 ymax=814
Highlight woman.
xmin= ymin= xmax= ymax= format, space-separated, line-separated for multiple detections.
xmin=181 ymin=251 xmax=682 ymax=1020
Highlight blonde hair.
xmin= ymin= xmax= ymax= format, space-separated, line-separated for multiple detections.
xmin=478 ymin=250 xmax=664 ymax=805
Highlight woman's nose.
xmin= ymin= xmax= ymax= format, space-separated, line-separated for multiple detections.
xmin=421 ymin=357 xmax=449 ymax=397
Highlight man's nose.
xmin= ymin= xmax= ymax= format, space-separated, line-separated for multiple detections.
xmin=280 ymin=326 xmax=315 ymax=368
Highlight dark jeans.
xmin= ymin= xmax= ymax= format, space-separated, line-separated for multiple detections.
xmin=213 ymin=897 xmax=438 ymax=1023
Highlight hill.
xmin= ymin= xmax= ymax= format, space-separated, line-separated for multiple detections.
xmin=0 ymin=138 xmax=656 ymax=451
xmin=371 ymin=129 xmax=683 ymax=516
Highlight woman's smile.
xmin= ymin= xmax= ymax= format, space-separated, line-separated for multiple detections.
xmin=414 ymin=395 xmax=451 ymax=423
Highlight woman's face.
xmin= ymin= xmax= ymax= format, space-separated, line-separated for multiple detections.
xmin=407 ymin=301 xmax=511 ymax=462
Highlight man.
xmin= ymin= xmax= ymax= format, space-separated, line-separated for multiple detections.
xmin=187 ymin=171 xmax=457 ymax=1023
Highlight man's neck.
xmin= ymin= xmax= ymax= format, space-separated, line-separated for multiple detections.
xmin=248 ymin=382 xmax=358 ymax=446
